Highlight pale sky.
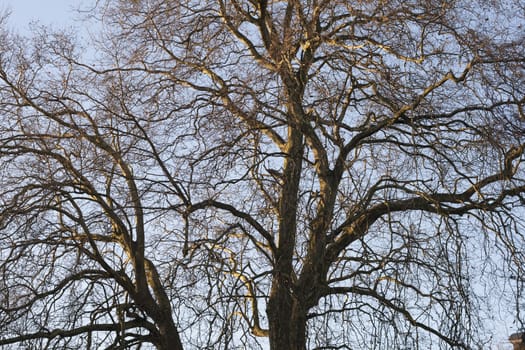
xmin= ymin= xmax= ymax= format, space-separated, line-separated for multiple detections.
xmin=2 ymin=0 xmax=81 ymax=31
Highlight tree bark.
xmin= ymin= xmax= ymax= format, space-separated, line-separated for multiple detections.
xmin=267 ymin=278 xmax=307 ymax=350
xmin=157 ymin=317 xmax=184 ymax=350
xmin=268 ymin=125 xmax=306 ymax=350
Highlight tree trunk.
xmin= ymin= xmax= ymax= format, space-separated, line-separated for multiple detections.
xmin=156 ymin=316 xmax=184 ymax=350
xmin=267 ymin=276 xmax=308 ymax=350
xmin=267 ymin=124 xmax=306 ymax=349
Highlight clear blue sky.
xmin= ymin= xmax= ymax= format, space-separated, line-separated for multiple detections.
xmin=2 ymin=0 xmax=79 ymax=31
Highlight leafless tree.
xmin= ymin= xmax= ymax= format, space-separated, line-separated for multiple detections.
xmin=0 ymin=0 xmax=524 ymax=349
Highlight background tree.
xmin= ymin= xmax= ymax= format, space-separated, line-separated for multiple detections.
xmin=0 ymin=0 xmax=524 ymax=349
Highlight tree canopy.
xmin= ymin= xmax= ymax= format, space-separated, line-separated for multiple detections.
xmin=0 ymin=0 xmax=524 ymax=349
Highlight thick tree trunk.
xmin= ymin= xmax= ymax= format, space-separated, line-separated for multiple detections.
xmin=267 ymin=107 xmax=307 ymax=349
xmin=267 ymin=277 xmax=308 ymax=350
xmin=156 ymin=316 xmax=184 ymax=350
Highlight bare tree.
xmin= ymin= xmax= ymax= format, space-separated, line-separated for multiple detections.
xmin=0 ymin=14 xmax=187 ymax=349
xmin=0 ymin=0 xmax=524 ymax=349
